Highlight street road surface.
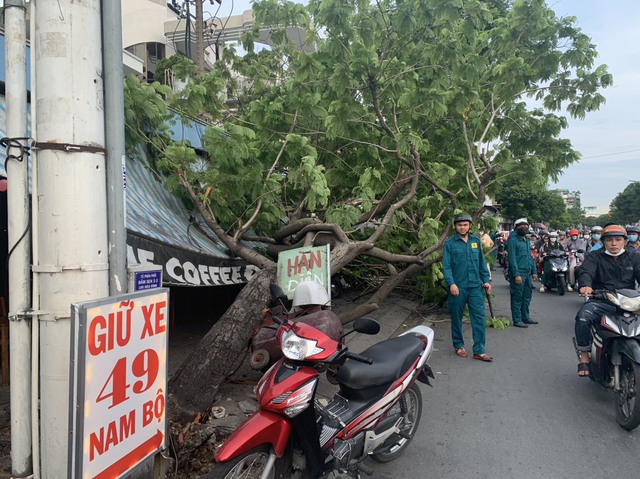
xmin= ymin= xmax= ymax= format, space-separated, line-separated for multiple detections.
xmin=367 ymin=273 xmax=640 ymax=479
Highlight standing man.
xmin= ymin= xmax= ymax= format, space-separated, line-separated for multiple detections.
xmin=506 ymin=218 xmax=539 ymax=328
xmin=442 ymin=213 xmax=494 ymax=362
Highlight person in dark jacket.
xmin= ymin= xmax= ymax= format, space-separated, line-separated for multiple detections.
xmin=538 ymin=231 xmax=568 ymax=293
xmin=626 ymin=225 xmax=640 ymax=254
xmin=442 ymin=213 xmax=493 ymax=362
xmin=506 ymin=218 xmax=538 ymax=327
xmin=575 ymin=224 xmax=640 ymax=377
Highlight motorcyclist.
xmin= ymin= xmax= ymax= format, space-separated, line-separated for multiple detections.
xmin=565 ymin=229 xmax=588 ymax=289
xmin=558 ymin=230 xmax=567 ymax=246
xmin=565 ymin=228 xmax=588 ymax=253
xmin=536 ymin=231 xmax=550 ymax=276
xmin=539 ymin=231 xmax=569 ymax=292
xmin=582 ymin=229 xmax=593 ymax=253
xmin=535 ymin=230 xmax=549 ymax=250
xmin=625 ymin=225 xmax=640 ymax=254
xmin=588 ymin=226 xmax=603 ymax=252
xmin=574 ymin=225 xmax=640 ymax=377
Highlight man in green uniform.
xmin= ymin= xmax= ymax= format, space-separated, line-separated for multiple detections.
xmin=506 ymin=218 xmax=538 ymax=328
xmin=442 ymin=213 xmax=493 ymax=362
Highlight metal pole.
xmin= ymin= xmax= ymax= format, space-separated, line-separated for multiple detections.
xmin=29 ymin=6 xmax=42 ymax=477
xmin=101 ymin=0 xmax=127 ymax=295
xmin=4 ymin=0 xmax=33 ymax=476
xmin=34 ymin=0 xmax=109 ymax=476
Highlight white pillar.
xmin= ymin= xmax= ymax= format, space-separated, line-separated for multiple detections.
xmin=5 ymin=0 xmax=32 ymax=476
xmin=33 ymin=0 xmax=109 ymax=476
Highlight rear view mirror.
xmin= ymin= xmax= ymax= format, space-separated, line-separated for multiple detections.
xmin=353 ymin=317 xmax=380 ymax=335
xmin=270 ymin=283 xmax=287 ymax=301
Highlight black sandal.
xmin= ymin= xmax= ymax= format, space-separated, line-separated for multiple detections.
xmin=577 ymin=363 xmax=590 ymax=377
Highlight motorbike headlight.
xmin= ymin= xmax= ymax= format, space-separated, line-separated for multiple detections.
xmin=607 ymin=293 xmax=640 ymax=312
xmin=280 ymin=330 xmax=324 ymax=360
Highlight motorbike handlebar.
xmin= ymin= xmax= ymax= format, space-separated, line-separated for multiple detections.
xmin=346 ymin=351 xmax=374 ymax=365
xmin=587 ymin=289 xmax=612 ymax=298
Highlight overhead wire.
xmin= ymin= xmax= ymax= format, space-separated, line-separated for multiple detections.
xmin=579 ymin=148 xmax=640 ymax=160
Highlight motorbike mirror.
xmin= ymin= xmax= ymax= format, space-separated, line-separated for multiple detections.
xmin=353 ymin=317 xmax=380 ymax=335
xmin=270 ymin=283 xmax=288 ymax=301
xmin=269 ymin=283 xmax=292 ymax=319
xmin=340 ymin=317 xmax=380 ymax=343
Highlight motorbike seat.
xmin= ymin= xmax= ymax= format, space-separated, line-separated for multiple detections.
xmin=336 ymin=335 xmax=423 ymax=393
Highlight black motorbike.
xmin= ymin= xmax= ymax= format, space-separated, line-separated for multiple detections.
xmin=573 ymin=289 xmax=640 ymax=430
xmin=541 ymin=249 xmax=569 ymax=295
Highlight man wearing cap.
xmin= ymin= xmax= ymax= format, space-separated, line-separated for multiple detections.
xmin=506 ymin=218 xmax=538 ymax=327
xmin=575 ymin=224 xmax=640 ymax=376
xmin=442 ymin=213 xmax=494 ymax=362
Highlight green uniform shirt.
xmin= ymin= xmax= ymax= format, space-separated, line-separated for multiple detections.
xmin=442 ymin=234 xmax=491 ymax=288
xmin=506 ymin=232 xmax=536 ymax=277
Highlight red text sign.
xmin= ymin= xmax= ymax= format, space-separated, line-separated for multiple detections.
xmin=69 ymin=289 xmax=169 ymax=479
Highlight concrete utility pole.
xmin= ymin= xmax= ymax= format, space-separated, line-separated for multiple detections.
xmin=4 ymin=1 xmax=33 ymax=477
xmin=195 ymin=0 xmax=205 ymax=72
xmin=33 ymin=0 xmax=109 ymax=476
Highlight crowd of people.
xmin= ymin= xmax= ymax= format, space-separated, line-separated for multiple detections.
xmin=441 ymin=214 xmax=640 ymax=376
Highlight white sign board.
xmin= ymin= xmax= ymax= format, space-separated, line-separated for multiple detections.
xmin=69 ymin=289 xmax=169 ymax=479
xmin=276 ymin=244 xmax=331 ymax=299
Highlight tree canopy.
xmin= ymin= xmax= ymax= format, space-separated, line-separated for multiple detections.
xmin=610 ymin=182 xmax=640 ymax=225
xmin=494 ymin=179 xmax=573 ymax=228
xmin=126 ymin=0 xmax=611 ymax=278
xmin=123 ymin=0 xmax=611 ymax=415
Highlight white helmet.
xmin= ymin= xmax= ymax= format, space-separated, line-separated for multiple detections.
xmin=292 ymin=281 xmax=330 ymax=310
xmin=514 ymin=218 xmax=528 ymax=227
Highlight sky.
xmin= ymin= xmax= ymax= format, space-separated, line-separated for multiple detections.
xmin=207 ymin=0 xmax=640 ymax=209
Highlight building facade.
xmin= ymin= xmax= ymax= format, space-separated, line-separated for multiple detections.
xmin=555 ymin=188 xmax=581 ymax=209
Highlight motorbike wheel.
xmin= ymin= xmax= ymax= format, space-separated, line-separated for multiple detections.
xmin=557 ymin=275 xmax=566 ymax=296
xmin=204 ymin=445 xmax=290 ymax=479
xmin=250 ymin=349 xmax=271 ymax=371
xmin=371 ymin=383 xmax=422 ymax=463
xmin=615 ymin=358 xmax=640 ymax=431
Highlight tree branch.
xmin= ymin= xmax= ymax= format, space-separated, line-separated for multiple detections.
xmin=233 ymin=110 xmax=299 ymax=242
xmin=177 ymin=170 xmax=274 ymax=269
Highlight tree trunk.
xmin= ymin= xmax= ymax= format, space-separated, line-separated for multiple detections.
xmin=168 ymin=265 xmax=276 ymax=421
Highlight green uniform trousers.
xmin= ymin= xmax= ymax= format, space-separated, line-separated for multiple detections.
xmin=448 ymin=285 xmax=486 ymax=355
xmin=509 ymin=274 xmax=532 ymax=325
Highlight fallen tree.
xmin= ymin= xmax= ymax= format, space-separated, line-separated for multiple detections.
xmin=124 ymin=0 xmax=611 ymax=421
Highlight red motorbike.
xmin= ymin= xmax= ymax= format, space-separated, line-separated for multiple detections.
xmin=205 ymin=284 xmax=435 ymax=479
